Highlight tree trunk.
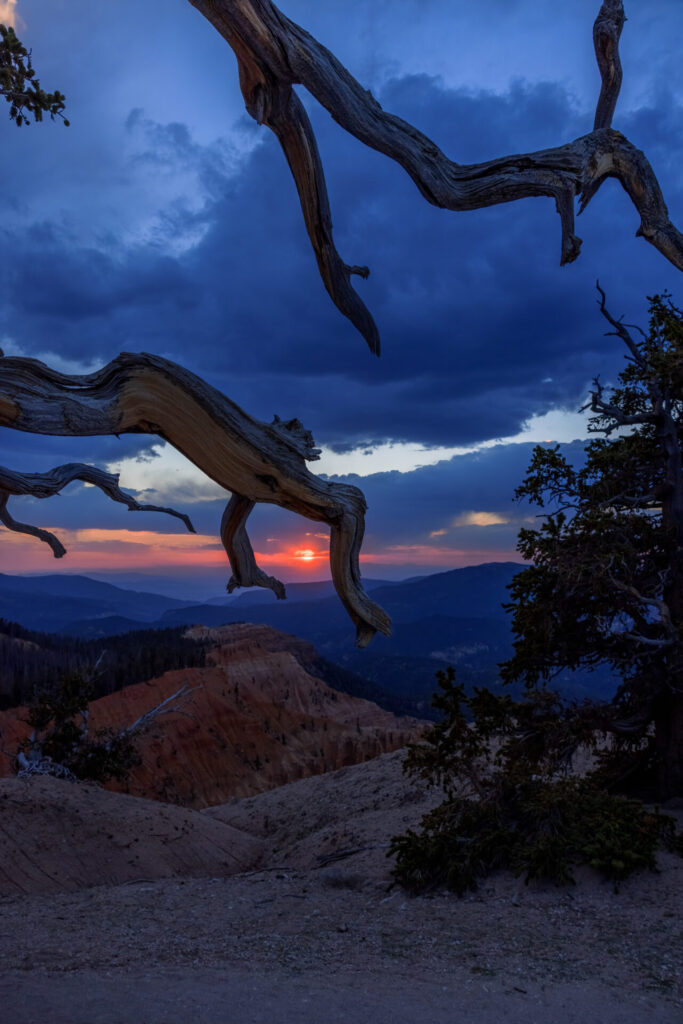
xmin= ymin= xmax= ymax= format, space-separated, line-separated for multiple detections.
xmin=655 ymin=689 xmax=683 ymax=800
xmin=660 ymin=467 xmax=683 ymax=799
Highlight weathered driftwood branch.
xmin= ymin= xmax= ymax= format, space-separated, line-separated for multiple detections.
xmin=187 ymin=0 xmax=682 ymax=353
xmin=593 ymin=0 xmax=625 ymax=130
xmin=0 ymin=462 xmax=195 ymax=558
xmin=221 ymin=493 xmax=287 ymax=599
xmin=0 ymin=352 xmax=391 ymax=646
xmin=119 ymin=683 xmax=202 ymax=740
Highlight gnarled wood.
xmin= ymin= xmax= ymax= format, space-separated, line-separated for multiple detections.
xmin=0 ymin=462 xmax=195 ymax=558
xmin=0 ymin=352 xmax=391 ymax=647
xmin=593 ymin=0 xmax=625 ymax=130
xmin=188 ymin=0 xmax=682 ymax=353
xmin=221 ymin=493 xmax=287 ymax=599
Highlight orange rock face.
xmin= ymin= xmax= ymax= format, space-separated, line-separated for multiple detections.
xmin=0 ymin=706 xmax=29 ymax=776
xmin=0 ymin=624 xmax=424 ymax=809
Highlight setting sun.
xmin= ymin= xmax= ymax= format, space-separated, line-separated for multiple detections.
xmin=295 ymin=548 xmax=317 ymax=562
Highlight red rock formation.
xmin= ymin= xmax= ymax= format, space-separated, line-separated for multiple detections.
xmin=0 ymin=625 xmax=424 ymax=809
xmin=0 ymin=705 xmax=29 ymax=775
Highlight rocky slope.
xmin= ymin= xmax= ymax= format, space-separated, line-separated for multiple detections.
xmin=0 ymin=624 xmax=424 ymax=808
xmin=0 ymin=752 xmax=680 ymax=1024
xmin=0 ymin=776 xmax=262 ymax=896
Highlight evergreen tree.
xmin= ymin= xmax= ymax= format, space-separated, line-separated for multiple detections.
xmin=391 ymin=668 xmax=681 ymax=894
xmin=392 ymin=291 xmax=683 ymax=895
xmin=0 ymin=23 xmax=68 ymax=126
xmin=19 ymin=670 xmax=139 ymax=783
xmin=503 ymin=289 xmax=683 ymax=799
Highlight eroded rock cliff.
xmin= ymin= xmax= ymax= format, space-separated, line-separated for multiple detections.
xmin=0 ymin=624 xmax=424 ymax=808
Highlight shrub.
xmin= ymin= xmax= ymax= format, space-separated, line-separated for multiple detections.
xmin=390 ymin=668 xmax=682 ymax=894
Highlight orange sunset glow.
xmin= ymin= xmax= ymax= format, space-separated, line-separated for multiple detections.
xmin=1 ymin=526 xmax=330 ymax=574
xmin=1 ymin=524 xmax=516 ymax=578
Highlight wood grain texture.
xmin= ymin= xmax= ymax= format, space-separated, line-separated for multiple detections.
xmin=188 ymin=0 xmax=682 ymax=352
xmin=0 ymin=352 xmax=390 ymax=647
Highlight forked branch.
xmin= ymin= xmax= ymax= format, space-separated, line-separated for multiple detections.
xmin=188 ymin=0 xmax=682 ymax=353
xmin=0 ymin=352 xmax=391 ymax=646
xmin=0 ymin=462 xmax=195 ymax=558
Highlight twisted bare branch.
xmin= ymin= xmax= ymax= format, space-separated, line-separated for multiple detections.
xmin=593 ymin=0 xmax=625 ymax=130
xmin=584 ymin=376 xmax=656 ymax=433
xmin=221 ymin=492 xmax=287 ymax=598
xmin=120 ymin=683 xmax=202 ymax=740
xmin=0 ymin=462 xmax=195 ymax=558
xmin=0 ymin=352 xmax=391 ymax=646
xmin=187 ymin=0 xmax=682 ymax=353
xmin=595 ymin=281 xmax=645 ymax=363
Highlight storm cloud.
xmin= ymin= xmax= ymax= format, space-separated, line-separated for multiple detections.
xmin=0 ymin=1 xmax=680 ymax=581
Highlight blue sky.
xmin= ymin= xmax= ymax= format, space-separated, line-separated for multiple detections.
xmin=0 ymin=0 xmax=681 ymax=596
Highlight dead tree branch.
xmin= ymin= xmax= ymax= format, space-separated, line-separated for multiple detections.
xmin=117 ymin=683 xmax=201 ymax=740
xmin=187 ymin=0 xmax=682 ymax=353
xmin=584 ymin=376 xmax=656 ymax=432
xmin=0 ymin=351 xmax=390 ymax=646
xmin=593 ymin=0 xmax=625 ymax=130
xmin=16 ymin=683 xmax=202 ymax=780
xmin=16 ymin=751 xmax=77 ymax=779
xmin=0 ymin=462 xmax=195 ymax=558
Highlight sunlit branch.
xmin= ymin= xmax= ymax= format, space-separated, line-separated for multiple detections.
xmin=0 ymin=352 xmax=391 ymax=646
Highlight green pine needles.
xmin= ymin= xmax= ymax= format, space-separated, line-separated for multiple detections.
xmin=0 ymin=23 xmax=68 ymax=126
xmin=390 ymin=668 xmax=682 ymax=895
xmin=392 ymin=292 xmax=683 ymax=895
xmin=19 ymin=671 xmax=139 ymax=783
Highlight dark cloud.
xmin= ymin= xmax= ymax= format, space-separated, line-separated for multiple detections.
xmin=344 ymin=440 xmax=590 ymax=551
xmin=8 ymin=227 xmax=197 ymax=329
xmin=0 ymin=19 xmax=681 ymax=487
xmin=1 ymin=2 xmax=680 ymax=586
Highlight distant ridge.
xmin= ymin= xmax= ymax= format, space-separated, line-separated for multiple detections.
xmin=0 ymin=572 xmax=186 ymax=633
xmin=2 ymin=563 xmax=615 ymax=704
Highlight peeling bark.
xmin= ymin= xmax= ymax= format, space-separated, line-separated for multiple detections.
xmin=0 ymin=352 xmax=391 ymax=647
xmin=187 ymin=0 xmax=682 ymax=352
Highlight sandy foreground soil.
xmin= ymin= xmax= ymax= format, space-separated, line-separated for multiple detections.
xmin=0 ymin=751 xmax=681 ymax=1023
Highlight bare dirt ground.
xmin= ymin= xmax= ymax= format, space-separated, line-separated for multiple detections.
xmin=1 ymin=751 xmax=681 ymax=1023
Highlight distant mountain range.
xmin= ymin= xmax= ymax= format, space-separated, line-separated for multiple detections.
xmin=0 ymin=572 xmax=186 ymax=633
xmin=0 ymin=563 xmax=617 ymax=703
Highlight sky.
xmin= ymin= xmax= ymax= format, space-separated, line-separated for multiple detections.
xmin=0 ymin=0 xmax=681 ymax=599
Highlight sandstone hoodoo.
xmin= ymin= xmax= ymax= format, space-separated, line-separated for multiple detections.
xmin=0 ymin=624 xmax=424 ymax=808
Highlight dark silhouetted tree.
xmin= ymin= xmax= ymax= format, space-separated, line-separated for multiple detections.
xmin=0 ymin=23 xmax=67 ymax=126
xmin=391 ymin=667 xmax=681 ymax=894
xmin=391 ymin=293 xmax=683 ymax=893
xmin=503 ymin=289 xmax=683 ymax=800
